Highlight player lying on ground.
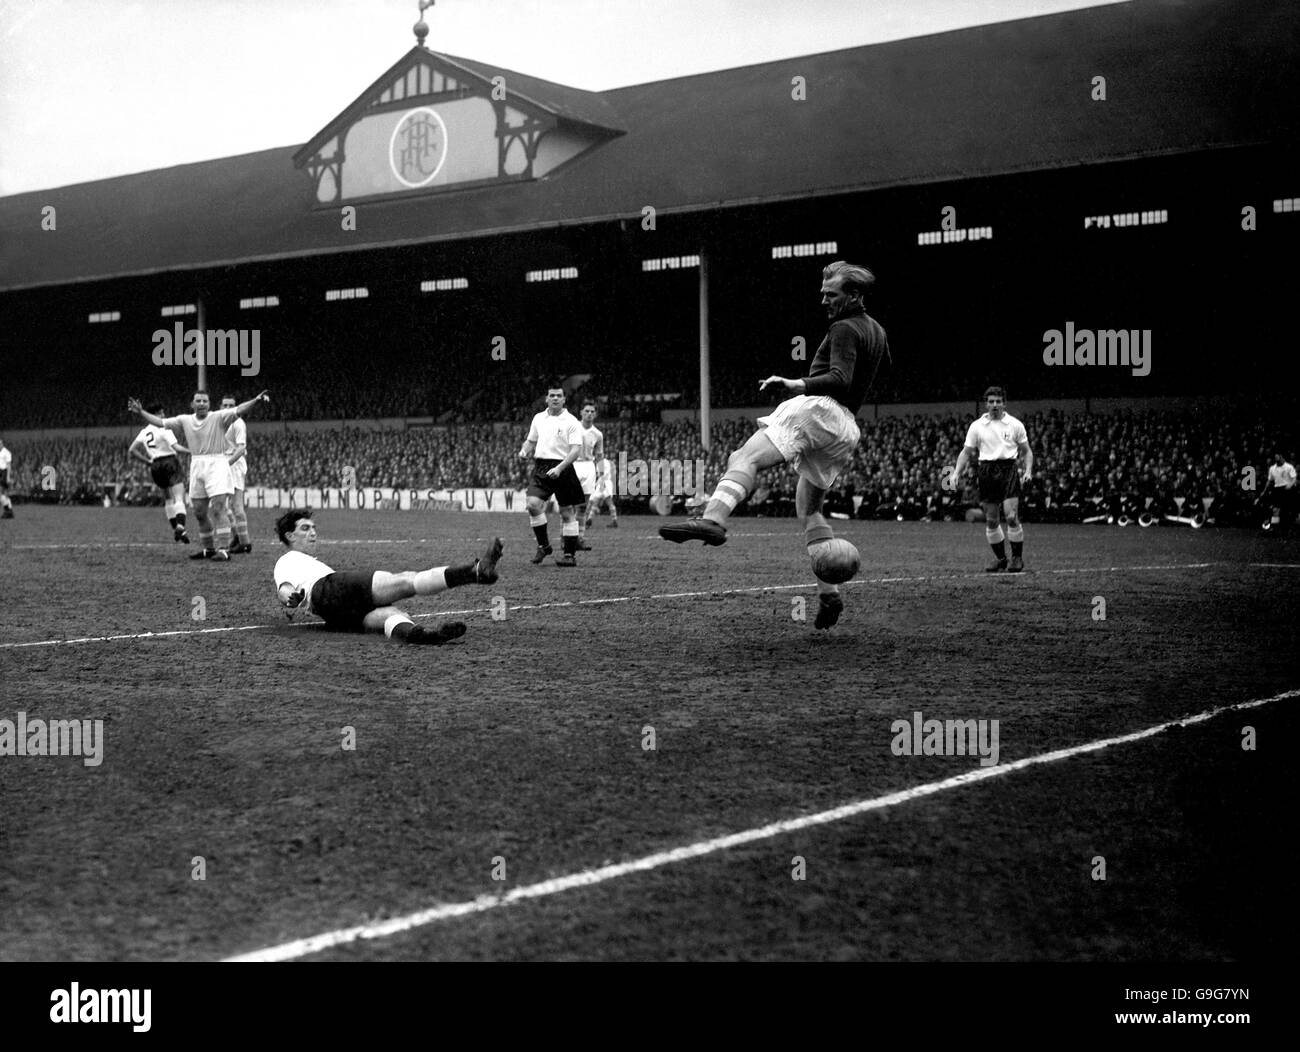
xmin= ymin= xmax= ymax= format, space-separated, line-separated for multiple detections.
xmin=659 ymin=261 xmax=890 ymax=629
xmin=272 ymin=509 xmax=503 ymax=645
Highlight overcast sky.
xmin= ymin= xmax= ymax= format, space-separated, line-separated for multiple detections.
xmin=0 ymin=0 xmax=1131 ymax=196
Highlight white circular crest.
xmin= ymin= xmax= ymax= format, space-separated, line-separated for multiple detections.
xmin=389 ymin=107 xmax=449 ymax=188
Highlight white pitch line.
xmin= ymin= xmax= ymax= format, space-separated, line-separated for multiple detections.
xmin=224 ymin=686 xmax=1300 ymax=962
xmin=0 ymin=561 xmax=1228 ymax=651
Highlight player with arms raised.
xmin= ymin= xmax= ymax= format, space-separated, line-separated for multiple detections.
xmin=660 ymin=260 xmax=889 ymax=629
xmin=127 ymin=390 xmax=269 ymax=561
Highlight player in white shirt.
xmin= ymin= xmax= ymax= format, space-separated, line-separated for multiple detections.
xmin=573 ymin=401 xmax=605 ymax=550
xmin=128 ymin=404 xmax=190 ymax=542
xmin=947 ymin=386 xmax=1034 ymax=572
xmin=1261 ymin=452 xmax=1297 ymax=533
xmin=127 ymin=389 xmax=269 ymax=561
xmin=221 ymin=395 xmax=253 ymax=554
xmin=586 ymin=453 xmax=619 ymax=529
xmin=519 ymin=386 xmax=586 ymax=566
xmin=273 ymin=509 xmax=503 ymax=644
xmin=0 ymin=437 xmax=13 ymax=518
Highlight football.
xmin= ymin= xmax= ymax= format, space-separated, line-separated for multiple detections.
xmin=811 ymin=538 xmax=861 ymax=584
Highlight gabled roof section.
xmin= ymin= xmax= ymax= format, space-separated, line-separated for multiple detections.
xmin=2 ymin=0 xmax=1297 ymax=293
xmin=435 ymin=51 xmax=625 ymax=132
xmin=292 ymin=46 xmax=623 ymax=169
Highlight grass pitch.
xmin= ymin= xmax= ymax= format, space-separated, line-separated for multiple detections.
xmin=1 ymin=507 xmax=1297 ymax=961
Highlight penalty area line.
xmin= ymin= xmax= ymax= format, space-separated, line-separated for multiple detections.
xmin=223 ymin=687 xmax=1300 ymax=962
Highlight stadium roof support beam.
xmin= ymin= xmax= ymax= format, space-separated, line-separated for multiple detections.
xmin=698 ymin=249 xmax=711 ymax=452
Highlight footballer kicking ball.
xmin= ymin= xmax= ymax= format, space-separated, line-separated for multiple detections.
xmin=811 ymin=538 xmax=861 ymax=584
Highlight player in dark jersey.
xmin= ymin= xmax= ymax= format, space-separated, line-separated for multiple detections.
xmin=660 ymin=260 xmax=889 ymax=628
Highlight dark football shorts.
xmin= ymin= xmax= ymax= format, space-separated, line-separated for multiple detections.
xmin=978 ymin=459 xmax=1021 ymax=503
xmin=150 ymin=455 xmax=184 ymax=489
xmin=309 ymin=570 xmax=376 ymax=630
xmin=528 ymin=459 xmax=587 ymax=507
xmin=0 ymin=469 xmax=9 ymax=491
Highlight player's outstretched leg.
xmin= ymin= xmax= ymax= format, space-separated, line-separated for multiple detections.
xmin=660 ymin=431 xmax=782 ymax=546
xmin=367 ymin=608 xmax=467 ymax=645
xmin=370 ymin=541 xmax=504 ymax=605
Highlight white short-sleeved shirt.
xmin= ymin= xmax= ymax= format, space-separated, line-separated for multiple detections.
xmin=165 ymin=409 xmax=239 ymax=457
xmin=528 ymin=410 xmax=582 ymax=461
xmin=577 ymin=424 xmax=603 ymax=462
xmin=964 ymin=412 xmax=1028 ymax=462
xmin=1269 ymin=462 xmax=1297 ymax=489
xmin=133 ymin=424 xmax=183 ymax=461
xmin=225 ymin=416 xmax=248 ymax=456
xmin=0 ymin=447 xmax=11 ymax=472
xmin=273 ymin=550 xmax=335 ymax=614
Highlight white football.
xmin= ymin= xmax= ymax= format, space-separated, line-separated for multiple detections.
xmin=811 ymin=538 xmax=861 ymax=584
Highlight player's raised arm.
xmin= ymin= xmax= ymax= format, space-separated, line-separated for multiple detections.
xmin=127 ymin=398 xmax=167 ymax=428
xmin=232 ymin=391 xmax=271 ymax=418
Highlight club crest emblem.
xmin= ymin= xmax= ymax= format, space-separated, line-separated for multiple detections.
xmin=390 ymin=107 xmax=448 ymax=188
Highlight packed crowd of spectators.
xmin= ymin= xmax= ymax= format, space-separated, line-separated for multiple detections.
xmin=6 ymin=407 xmax=1294 ymax=527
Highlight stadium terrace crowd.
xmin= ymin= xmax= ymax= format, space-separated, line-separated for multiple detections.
xmin=6 ymin=408 xmax=1294 ymax=526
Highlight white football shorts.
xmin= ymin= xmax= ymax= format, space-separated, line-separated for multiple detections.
xmin=575 ymin=460 xmax=597 ymax=496
xmin=228 ymin=458 xmax=247 ymax=491
xmin=757 ymin=394 xmax=861 ymax=490
xmin=189 ymin=454 xmax=235 ymax=499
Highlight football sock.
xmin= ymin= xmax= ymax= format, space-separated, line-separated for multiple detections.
xmin=986 ymin=525 xmax=1006 ymax=561
xmin=804 ymin=519 xmax=834 ymax=552
xmin=704 ymin=468 xmax=756 ymax=525
xmin=443 ymin=564 xmax=476 ymax=588
xmin=385 ymin=613 xmax=417 ymax=640
xmin=414 ymin=568 xmax=449 ymax=594
xmin=1007 ymin=525 xmax=1024 ymax=557
xmin=561 ymin=520 xmax=579 ymax=554
xmin=199 ymin=527 xmax=214 ymax=549
xmin=530 ymin=513 xmax=549 ymax=548
xmin=232 ymin=506 xmax=249 ymax=543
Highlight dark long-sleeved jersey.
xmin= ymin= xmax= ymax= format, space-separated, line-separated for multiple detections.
xmin=802 ymin=309 xmax=890 ymax=414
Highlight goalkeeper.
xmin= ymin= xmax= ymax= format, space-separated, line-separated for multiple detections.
xmin=273 ymin=509 xmax=503 ymax=644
